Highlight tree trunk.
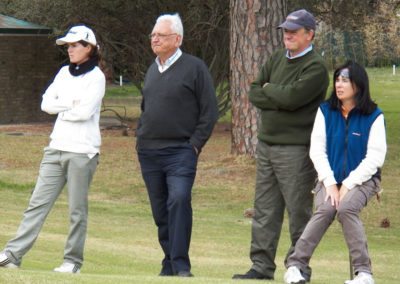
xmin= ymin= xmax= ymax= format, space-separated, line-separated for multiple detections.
xmin=230 ymin=0 xmax=287 ymax=156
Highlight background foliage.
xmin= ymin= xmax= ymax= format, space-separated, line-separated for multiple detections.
xmin=2 ymin=1 xmax=400 ymax=117
xmin=0 ymin=0 xmax=230 ymax=115
xmin=290 ymin=0 xmax=400 ymax=67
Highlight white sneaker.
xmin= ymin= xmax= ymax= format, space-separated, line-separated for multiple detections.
xmin=0 ymin=252 xmax=19 ymax=269
xmin=53 ymin=262 xmax=80 ymax=273
xmin=284 ymin=266 xmax=306 ymax=284
xmin=344 ymin=272 xmax=375 ymax=284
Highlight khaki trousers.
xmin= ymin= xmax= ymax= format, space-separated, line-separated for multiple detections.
xmin=250 ymin=141 xmax=315 ymax=279
xmin=4 ymin=147 xmax=98 ymax=267
xmin=286 ymin=178 xmax=380 ymax=275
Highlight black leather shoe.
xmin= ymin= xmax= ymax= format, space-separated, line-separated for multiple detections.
xmin=158 ymin=266 xmax=173 ymax=276
xmin=232 ymin=269 xmax=273 ymax=280
xmin=177 ymin=271 xmax=194 ymax=277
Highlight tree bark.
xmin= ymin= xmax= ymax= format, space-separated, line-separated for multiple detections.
xmin=230 ymin=0 xmax=287 ymax=156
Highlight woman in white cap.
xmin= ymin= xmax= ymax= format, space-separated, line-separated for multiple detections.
xmin=0 ymin=25 xmax=105 ymax=274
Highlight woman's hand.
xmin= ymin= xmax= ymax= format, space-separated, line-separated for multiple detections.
xmin=325 ymin=184 xmax=340 ymax=208
xmin=339 ymin=185 xmax=350 ymax=201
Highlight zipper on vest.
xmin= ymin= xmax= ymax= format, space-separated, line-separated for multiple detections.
xmin=343 ymin=118 xmax=349 ymax=180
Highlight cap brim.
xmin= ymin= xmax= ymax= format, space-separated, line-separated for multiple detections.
xmin=56 ymin=34 xmax=83 ymax=45
xmin=277 ymin=21 xmax=304 ymax=31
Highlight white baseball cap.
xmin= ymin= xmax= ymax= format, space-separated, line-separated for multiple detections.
xmin=56 ymin=25 xmax=96 ymax=46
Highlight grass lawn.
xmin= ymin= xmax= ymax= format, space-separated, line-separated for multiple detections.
xmin=0 ymin=69 xmax=399 ymax=283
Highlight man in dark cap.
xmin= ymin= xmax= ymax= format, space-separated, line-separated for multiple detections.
xmin=233 ymin=9 xmax=329 ymax=281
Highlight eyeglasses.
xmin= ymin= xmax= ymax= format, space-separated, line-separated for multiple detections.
xmin=148 ymin=33 xmax=177 ymax=40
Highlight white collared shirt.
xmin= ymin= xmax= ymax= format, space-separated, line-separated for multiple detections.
xmin=155 ymin=48 xmax=182 ymax=73
xmin=286 ymin=45 xmax=313 ymax=59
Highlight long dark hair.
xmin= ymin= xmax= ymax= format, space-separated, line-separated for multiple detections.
xmin=328 ymin=60 xmax=377 ymax=114
xmin=78 ymin=40 xmax=100 ymax=62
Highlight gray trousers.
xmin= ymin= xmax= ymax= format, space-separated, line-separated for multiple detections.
xmin=286 ymin=178 xmax=380 ymax=275
xmin=4 ymin=147 xmax=98 ymax=267
xmin=250 ymin=141 xmax=315 ymax=279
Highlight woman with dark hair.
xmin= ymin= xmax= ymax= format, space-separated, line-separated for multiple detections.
xmin=0 ymin=25 xmax=105 ymax=274
xmin=283 ymin=61 xmax=386 ymax=284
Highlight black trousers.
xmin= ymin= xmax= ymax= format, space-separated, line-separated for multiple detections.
xmin=138 ymin=144 xmax=198 ymax=274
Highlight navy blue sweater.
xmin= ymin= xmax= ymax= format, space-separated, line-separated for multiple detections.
xmin=136 ymin=53 xmax=218 ymax=151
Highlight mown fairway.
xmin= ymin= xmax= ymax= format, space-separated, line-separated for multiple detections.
xmin=0 ymin=68 xmax=399 ymax=283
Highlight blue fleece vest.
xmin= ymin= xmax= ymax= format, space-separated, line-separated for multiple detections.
xmin=320 ymin=102 xmax=382 ymax=183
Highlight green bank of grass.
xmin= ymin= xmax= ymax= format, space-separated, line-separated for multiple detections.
xmin=105 ymin=83 xmax=141 ymax=98
xmin=0 ymin=68 xmax=399 ymax=283
xmin=102 ymin=83 xmax=141 ymax=122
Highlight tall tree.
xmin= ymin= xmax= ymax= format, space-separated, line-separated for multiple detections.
xmin=230 ymin=0 xmax=287 ymax=156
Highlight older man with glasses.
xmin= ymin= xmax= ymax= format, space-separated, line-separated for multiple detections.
xmin=136 ymin=13 xmax=218 ymax=277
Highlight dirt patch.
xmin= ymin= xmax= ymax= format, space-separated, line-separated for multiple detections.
xmin=0 ymin=123 xmax=54 ymax=136
xmin=0 ymin=121 xmax=231 ymax=137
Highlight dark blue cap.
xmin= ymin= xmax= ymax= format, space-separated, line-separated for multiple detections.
xmin=278 ymin=9 xmax=316 ymax=30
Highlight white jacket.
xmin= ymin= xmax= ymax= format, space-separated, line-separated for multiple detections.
xmin=41 ymin=65 xmax=106 ymax=156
